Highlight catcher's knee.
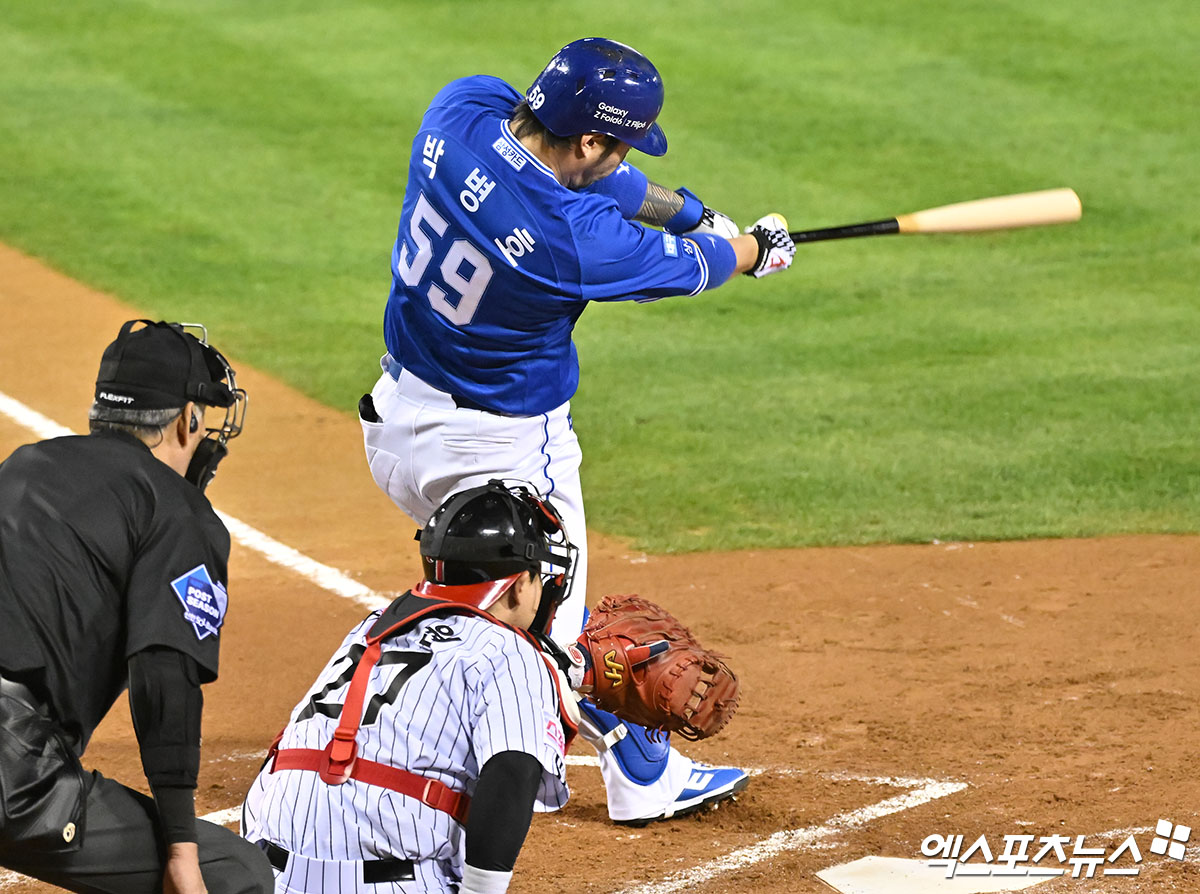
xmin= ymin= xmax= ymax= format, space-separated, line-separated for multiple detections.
xmin=578 ymin=700 xmax=670 ymax=785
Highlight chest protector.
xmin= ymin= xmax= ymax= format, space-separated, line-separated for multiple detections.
xmin=268 ymin=592 xmax=578 ymax=825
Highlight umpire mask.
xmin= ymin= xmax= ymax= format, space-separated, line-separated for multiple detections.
xmin=185 ymin=436 xmax=229 ymax=493
xmin=179 ymin=326 xmax=247 ymax=493
xmin=95 ymin=320 xmax=248 ymax=493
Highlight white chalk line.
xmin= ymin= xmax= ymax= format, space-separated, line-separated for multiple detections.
xmin=216 ymin=511 xmax=389 ymax=612
xmin=0 ymin=393 xmax=74 ymax=440
xmin=613 ymin=778 xmax=968 ymax=894
xmin=0 ymin=391 xmax=389 ymax=614
xmin=0 ymin=391 xmax=964 ymax=890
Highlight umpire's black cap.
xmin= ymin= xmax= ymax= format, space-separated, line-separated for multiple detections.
xmin=94 ymin=320 xmax=236 ymax=411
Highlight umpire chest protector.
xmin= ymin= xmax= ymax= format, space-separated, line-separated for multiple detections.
xmin=267 ymin=592 xmax=578 ymax=824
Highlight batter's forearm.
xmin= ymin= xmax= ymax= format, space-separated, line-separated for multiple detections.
xmin=731 ymin=233 xmax=762 ymax=274
xmin=635 ymin=181 xmax=687 ymax=226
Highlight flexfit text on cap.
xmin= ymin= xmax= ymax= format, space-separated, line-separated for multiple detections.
xmin=94 ymin=320 xmax=235 ymax=411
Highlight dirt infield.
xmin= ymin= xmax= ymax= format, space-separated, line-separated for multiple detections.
xmin=1 ymin=243 xmax=1197 ymax=892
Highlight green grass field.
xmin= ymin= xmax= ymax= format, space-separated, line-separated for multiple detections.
xmin=2 ymin=1 xmax=1196 ymax=550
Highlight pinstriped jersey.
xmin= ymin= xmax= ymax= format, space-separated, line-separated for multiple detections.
xmin=383 ymin=75 xmax=735 ymax=416
xmin=242 ymin=608 xmax=569 ymax=887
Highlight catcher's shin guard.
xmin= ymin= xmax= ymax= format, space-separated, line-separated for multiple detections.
xmin=577 ymin=700 xmax=749 ymax=824
xmin=577 ymin=699 xmax=671 ymax=785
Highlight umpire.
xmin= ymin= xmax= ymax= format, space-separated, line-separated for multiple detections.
xmin=0 ymin=321 xmax=272 ymax=893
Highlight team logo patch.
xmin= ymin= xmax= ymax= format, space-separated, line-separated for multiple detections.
xmin=169 ymin=564 xmax=228 ymax=640
xmin=492 ymin=136 xmax=527 ymax=171
xmin=566 ymin=642 xmax=587 ymax=669
xmin=418 ymin=623 xmax=461 ymax=648
xmin=544 ymin=714 xmax=566 ymax=756
xmin=662 ymin=232 xmax=679 ymax=257
xmin=602 ymin=649 xmax=625 ymax=687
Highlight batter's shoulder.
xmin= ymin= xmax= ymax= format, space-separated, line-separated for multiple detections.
xmin=428 ymin=74 xmax=522 ymax=116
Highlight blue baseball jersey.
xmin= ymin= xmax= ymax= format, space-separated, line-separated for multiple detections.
xmin=383 ymin=75 xmax=737 ymax=416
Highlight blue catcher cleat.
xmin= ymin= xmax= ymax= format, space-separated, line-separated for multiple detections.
xmin=577 ymin=699 xmax=749 ymax=825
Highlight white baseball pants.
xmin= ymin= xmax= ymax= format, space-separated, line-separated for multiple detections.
xmin=360 ymin=358 xmax=589 ymax=643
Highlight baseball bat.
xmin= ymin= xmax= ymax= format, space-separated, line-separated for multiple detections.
xmin=787 ymin=188 xmax=1082 ymax=244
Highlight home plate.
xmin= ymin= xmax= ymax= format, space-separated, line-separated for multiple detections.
xmin=817 ymin=857 xmax=1051 ymax=893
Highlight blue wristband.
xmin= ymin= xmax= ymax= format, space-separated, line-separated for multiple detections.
xmin=664 ymin=186 xmax=705 ymax=234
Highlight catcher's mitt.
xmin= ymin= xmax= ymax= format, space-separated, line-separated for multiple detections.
xmin=577 ymin=593 xmax=739 ymax=740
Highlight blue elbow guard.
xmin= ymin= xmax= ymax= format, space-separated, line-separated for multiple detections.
xmin=664 ymin=187 xmax=705 ymax=234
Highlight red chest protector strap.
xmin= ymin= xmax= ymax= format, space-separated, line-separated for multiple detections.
xmin=266 ymin=593 xmax=575 ymax=826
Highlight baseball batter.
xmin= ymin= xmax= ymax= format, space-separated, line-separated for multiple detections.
xmin=360 ymin=37 xmax=792 ymax=824
xmin=243 ymin=482 xmax=578 ymax=894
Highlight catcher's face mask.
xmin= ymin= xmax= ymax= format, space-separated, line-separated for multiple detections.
xmin=521 ymin=485 xmax=577 ymax=635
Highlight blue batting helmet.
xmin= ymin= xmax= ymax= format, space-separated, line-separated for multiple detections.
xmin=526 ymin=38 xmax=667 ymax=157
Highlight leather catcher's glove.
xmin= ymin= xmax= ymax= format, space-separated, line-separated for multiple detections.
xmin=746 ymin=213 xmax=796 ymax=277
xmin=576 ymin=594 xmax=740 ymax=740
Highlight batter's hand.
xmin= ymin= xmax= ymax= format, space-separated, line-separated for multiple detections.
xmin=745 ymin=213 xmax=796 ymax=277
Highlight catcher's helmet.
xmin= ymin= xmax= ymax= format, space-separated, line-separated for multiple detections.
xmin=526 ymin=37 xmax=667 ymax=157
xmin=415 ymin=480 xmax=577 ymax=634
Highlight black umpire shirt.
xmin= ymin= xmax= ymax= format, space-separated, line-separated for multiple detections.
xmin=0 ymin=430 xmax=228 ymax=754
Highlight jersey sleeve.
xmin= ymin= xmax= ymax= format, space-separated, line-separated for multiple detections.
xmin=465 ymin=635 xmax=569 ymax=811
xmin=581 ymin=161 xmax=649 ymax=220
xmin=573 ymin=201 xmax=738 ymax=302
xmin=426 ymin=74 xmax=522 ymax=119
xmin=123 ymin=495 xmax=230 ymax=682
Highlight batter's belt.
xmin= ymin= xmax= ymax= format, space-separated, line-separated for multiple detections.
xmin=382 ymin=354 xmax=515 ymax=416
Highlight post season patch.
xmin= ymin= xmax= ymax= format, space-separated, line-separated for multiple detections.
xmin=170 ymin=564 xmax=228 ymax=640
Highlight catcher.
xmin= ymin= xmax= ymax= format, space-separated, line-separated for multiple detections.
xmin=243 ymin=480 xmax=739 ymax=894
